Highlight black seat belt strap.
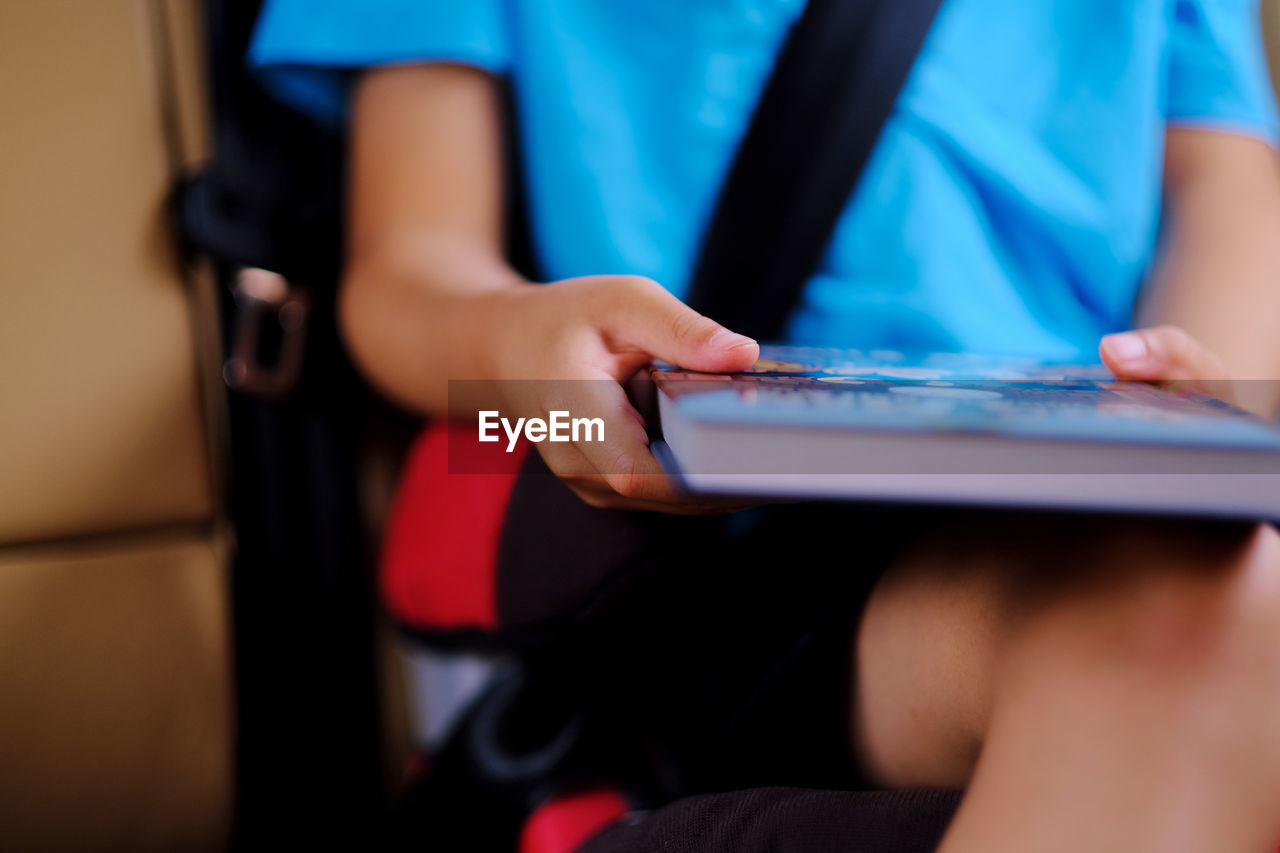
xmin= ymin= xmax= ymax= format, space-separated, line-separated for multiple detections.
xmin=686 ymin=0 xmax=946 ymax=342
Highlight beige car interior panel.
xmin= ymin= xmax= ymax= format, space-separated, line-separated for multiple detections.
xmin=0 ymin=2 xmax=231 ymax=850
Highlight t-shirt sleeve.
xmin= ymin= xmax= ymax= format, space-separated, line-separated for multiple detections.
xmin=1166 ymin=0 xmax=1280 ymax=142
xmin=247 ymin=0 xmax=510 ymax=127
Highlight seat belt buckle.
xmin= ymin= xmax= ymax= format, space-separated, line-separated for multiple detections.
xmin=222 ymin=267 xmax=311 ymax=399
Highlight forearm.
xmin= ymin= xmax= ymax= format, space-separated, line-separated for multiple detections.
xmin=1139 ymin=129 xmax=1280 ymax=415
xmin=340 ymin=235 xmax=528 ymax=416
xmin=343 ymin=63 xmax=523 ymax=417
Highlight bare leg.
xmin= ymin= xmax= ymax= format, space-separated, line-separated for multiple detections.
xmin=855 ymin=516 xmax=1280 ymax=852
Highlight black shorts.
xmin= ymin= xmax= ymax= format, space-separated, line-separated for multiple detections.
xmin=653 ymin=502 xmax=944 ymax=794
xmin=498 ymin=460 xmax=945 ymax=797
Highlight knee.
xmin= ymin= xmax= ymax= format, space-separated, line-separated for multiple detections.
xmin=1004 ymin=521 xmax=1280 ymax=774
xmin=856 ymin=519 xmax=1280 ymax=790
xmin=1032 ymin=521 xmax=1280 ymax=680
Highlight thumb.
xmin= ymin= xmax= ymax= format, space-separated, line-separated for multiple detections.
xmin=1100 ymin=326 xmax=1226 ymax=383
xmin=610 ymin=278 xmax=759 ymax=372
xmin=1101 ymin=325 xmax=1241 ymax=406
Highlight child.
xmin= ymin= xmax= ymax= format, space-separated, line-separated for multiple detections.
xmin=253 ymin=1 xmax=1280 ymax=849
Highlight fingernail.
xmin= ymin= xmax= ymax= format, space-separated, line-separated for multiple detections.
xmin=1104 ymin=333 xmax=1148 ymax=363
xmin=709 ymin=329 xmax=757 ymax=350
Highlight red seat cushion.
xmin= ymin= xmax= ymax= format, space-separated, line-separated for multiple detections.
xmin=519 ymin=788 xmax=630 ymax=853
xmin=381 ymin=421 xmax=530 ymax=632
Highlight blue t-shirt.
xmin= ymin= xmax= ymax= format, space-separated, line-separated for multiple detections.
xmin=250 ymin=0 xmax=1278 ymax=359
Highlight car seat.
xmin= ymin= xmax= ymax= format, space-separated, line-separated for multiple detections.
xmin=181 ymin=2 xmax=1280 ymax=851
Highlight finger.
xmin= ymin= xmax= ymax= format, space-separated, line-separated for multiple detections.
xmin=566 ymin=379 xmax=695 ymax=504
xmin=601 ymin=277 xmax=759 ymax=373
xmin=528 ymin=378 xmax=694 ymax=508
xmin=1100 ymin=326 xmax=1227 ymax=382
xmin=577 ymin=398 xmax=685 ymax=504
xmin=564 ymin=478 xmax=749 ymax=515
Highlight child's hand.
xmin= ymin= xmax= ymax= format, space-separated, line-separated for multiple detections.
xmin=481 ymin=274 xmax=759 ymax=513
xmin=1100 ymin=325 xmax=1247 ymax=411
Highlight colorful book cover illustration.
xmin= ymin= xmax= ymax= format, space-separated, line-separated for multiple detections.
xmin=654 ymin=346 xmax=1280 ymax=450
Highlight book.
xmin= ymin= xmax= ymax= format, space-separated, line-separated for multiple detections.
xmin=651 ymin=346 xmax=1280 ymax=518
